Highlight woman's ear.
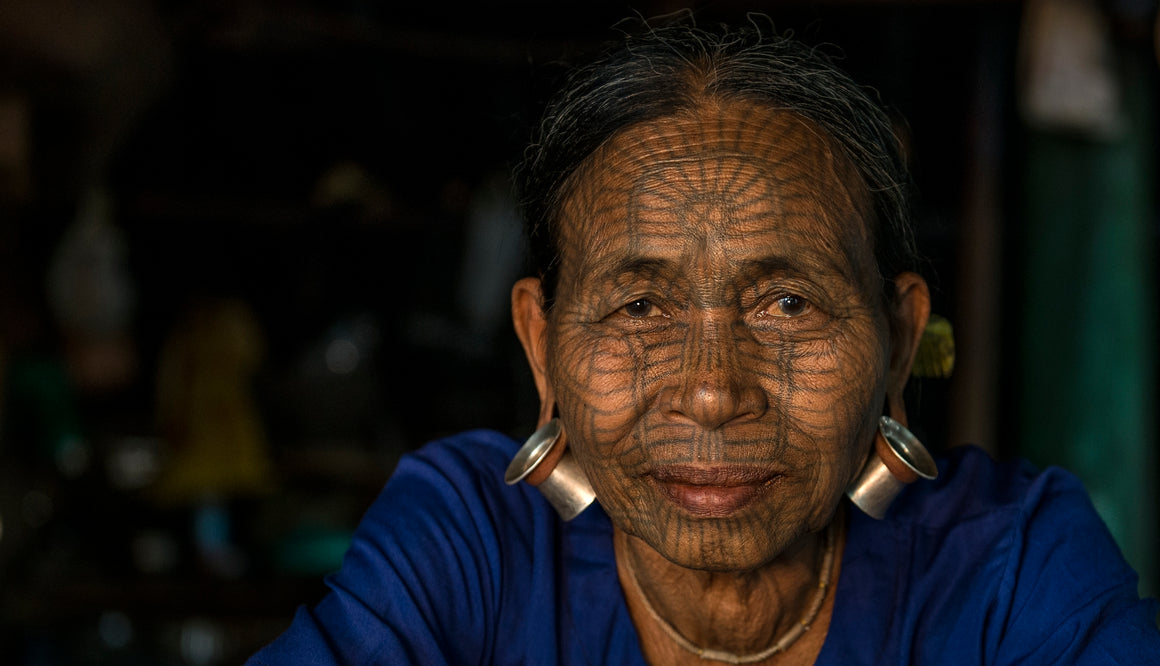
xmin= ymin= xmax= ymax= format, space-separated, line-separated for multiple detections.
xmin=512 ymin=277 xmax=556 ymax=427
xmin=886 ymin=272 xmax=930 ymax=425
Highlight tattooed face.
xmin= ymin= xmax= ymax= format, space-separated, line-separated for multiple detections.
xmin=543 ymin=104 xmax=892 ymax=571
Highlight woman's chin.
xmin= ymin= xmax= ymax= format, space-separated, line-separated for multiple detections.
xmin=656 ymin=533 xmax=791 ymax=573
xmin=624 ymin=505 xmax=807 ymax=573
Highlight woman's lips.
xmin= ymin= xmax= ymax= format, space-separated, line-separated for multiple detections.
xmin=648 ymin=466 xmax=779 ymax=518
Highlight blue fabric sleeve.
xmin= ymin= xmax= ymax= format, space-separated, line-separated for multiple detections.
xmin=823 ymin=447 xmax=1160 ymax=665
xmin=991 ymin=466 xmax=1160 ymax=664
xmin=246 ymin=430 xmax=528 ymax=665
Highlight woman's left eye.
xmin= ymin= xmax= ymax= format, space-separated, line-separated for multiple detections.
xmin=768 ymin=294 xmax=810 ymax=317
xmin=621 ymin=298 xmax=661 ymax=318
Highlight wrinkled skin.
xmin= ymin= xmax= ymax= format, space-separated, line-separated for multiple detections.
xmin=513 ymin=101 xmax=929 ymax=661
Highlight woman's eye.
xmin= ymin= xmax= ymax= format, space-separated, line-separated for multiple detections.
xmin=771 ymin=295 xmax=809 ymax=317
xmin=622 ymin=298 xmax=660 ymax=318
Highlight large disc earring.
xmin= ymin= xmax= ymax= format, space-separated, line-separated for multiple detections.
xmin=846 ymin=416 xmax=938 ymax=519
xmin=504 ymin=418 xmax=596 ymax=521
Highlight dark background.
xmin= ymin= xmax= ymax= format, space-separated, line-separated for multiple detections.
xmin=0 ymin=1 xmax=1155 ymax=663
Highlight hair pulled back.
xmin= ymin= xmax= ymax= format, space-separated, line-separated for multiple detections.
xmin=517 ymin=16 xmax=918 ymax=309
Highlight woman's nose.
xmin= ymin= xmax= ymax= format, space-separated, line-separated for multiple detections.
xmin=668 ymin=314 xmax=768 ymax=429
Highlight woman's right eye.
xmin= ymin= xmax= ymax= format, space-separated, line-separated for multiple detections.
xmin=621 ymin=298 xmax=661 ymax=318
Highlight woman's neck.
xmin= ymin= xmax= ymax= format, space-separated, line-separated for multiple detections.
xmin=614 ymin=510 xmax=845 ymax=665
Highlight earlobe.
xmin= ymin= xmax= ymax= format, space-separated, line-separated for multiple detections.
xmin=511 ymin=277 xmax=556 ymax=426
xmin=886 ymin=272 xmax=930 ymax=424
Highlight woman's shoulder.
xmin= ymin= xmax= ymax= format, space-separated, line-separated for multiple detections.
xmin=371 ymin=427 xmax=555 ymax=537
xmin=888 ymin=443 xmax=1087 ymax=527
xmin=401 ymin=426 xmax=524 ymax=484
xmin=404 ymin=427 xmax=522 ymax=474
xmin=249 ymin=429 xmax=574 ymax=665
xmin=834 ymin=444 xmax=1160 ymax=664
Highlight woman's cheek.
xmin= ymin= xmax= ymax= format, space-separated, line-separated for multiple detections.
xmin=784 ymin=324 xmax=885 ymax=417
xmin=550 ymin=326 xmax=654 ymax=449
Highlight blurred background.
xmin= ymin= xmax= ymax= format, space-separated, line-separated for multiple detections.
xmin=0 ymin=0 xmax=1155 ymax=663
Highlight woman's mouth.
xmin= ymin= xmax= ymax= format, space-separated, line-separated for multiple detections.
xmin=647 ymin=466 xmax=779 ymax=518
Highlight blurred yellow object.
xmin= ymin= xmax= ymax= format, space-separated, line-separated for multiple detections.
xmin=912 ymin=314 xmax=955 ymax=379
xmin=152 ymin=297 xmax=274 ymax=505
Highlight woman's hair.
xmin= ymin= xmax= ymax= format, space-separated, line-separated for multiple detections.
xmin=516 ymin=16 xmax=919 ymax=309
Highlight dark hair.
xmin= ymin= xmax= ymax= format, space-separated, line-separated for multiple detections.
xmin=516 ymin=16 xmax=919 ymax=309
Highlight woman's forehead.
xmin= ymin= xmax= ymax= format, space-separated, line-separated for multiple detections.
xmin=555 ymin=103 xmax=877 ymax=284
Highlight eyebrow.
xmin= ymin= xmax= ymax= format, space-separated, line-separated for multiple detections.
xmin=740 ymin=251 xmax=856 ymax=286
xmin=600 ymin=256 xmax=678 ymax=282
xmin=736 ymin=256 xmax=801 ymax=279
xmin=587 ymin=245 xmax=858 ymax=292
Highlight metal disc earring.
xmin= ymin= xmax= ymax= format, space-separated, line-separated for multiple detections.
xmin=846 ymin=415 xmax=939 ymax=519
xmin=505 ymin=418 xmax=596 ymax=521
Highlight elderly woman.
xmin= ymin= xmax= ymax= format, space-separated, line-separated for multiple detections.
xmin=250 ymin=20 xmax=1160 ymax=665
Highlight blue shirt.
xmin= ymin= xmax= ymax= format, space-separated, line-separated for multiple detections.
xmin=249 ymin=429 xmax=1160 ymax=664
